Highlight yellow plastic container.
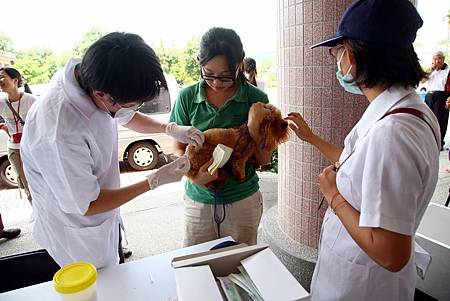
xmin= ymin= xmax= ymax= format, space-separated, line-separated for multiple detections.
xmin=53 ymin=262 xmax=98 ymax=301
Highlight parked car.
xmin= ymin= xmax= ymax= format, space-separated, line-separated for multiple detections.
xmin=0 ymin=130 xmax=18 ymax=188
xmin=118 ymin=84 xmax=175 ymax=170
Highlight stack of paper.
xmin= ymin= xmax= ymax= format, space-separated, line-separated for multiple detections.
xmin=208 ymin=144 xmax=234 ymax=175
xmin=217 ymin=265 xmax=264 ymax=301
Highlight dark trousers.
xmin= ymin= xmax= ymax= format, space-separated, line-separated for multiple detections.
xmin=118 ymin=226 xmax=125 ymax=264
xmin=425 ymin=91 xmax=449 ymax=148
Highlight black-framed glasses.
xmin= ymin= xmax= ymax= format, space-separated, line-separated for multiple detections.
xmin=328 ymin=45 xmax=345 ymax=58
xmin=200 ymin=69 xmax=235 ymax=83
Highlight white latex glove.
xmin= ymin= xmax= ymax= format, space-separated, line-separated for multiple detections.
xmin=165 ymin=122 xmax=205 ymax=147
xmin=146 ymin=155 xmax=190 ymax=189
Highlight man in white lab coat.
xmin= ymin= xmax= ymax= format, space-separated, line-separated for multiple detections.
xmin=21 ymin=32 xmax=204 ymax=269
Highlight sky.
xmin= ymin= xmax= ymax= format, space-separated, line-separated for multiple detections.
xmin=1 ymin=0 xmax=449 ymax=63
xmin=1 ymin=0 xmax=277 ymax=59
xmin=415 ymin=0 xmax=450 ymax=63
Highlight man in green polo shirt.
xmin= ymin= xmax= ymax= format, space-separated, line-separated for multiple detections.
xmin=170 ymin=27 xmax=273 ymax=246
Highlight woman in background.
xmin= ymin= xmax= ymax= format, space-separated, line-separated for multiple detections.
xmin=0 ymin=67 xmax=36 ymax=204
xmin=243 ymin=57 xmax=266 ymax=93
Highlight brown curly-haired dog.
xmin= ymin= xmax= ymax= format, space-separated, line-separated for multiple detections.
xmin=185 ymin=102 xmax=290 ymax=189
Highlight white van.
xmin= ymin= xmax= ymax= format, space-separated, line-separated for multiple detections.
xmin=117 ymin=73 xmax=179 ymax=170
xmin=117 ymin=82 xmax=175 ymax=171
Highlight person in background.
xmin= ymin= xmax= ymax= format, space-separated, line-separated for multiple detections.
xmin=0 ymin=67 xmax=36 ymax=204
xmin=21 ymin=32 xmax=204 ymax=269
xmin=170 ymin=27 xmax=272 ymax=247
xmin=23 ymin=83 xmax=32 ymax=94
xmin=423 ymin=50 xmax=450 ymax=150
xmin=418 ymin=87 xmax=427 ymax=101
xmin=243 ymin=57 xmax=266 ymax=93
xmin=286 ymin=0 xmax=439 ymax=300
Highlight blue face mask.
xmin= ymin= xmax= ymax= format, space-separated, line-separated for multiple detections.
xmin=336 ymin=49 xmax=363 ymax=95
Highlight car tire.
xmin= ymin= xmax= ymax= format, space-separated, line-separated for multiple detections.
xmin=0 ymin=160 xmax=19 ymax=188
xmin=127 ymin=142 xmax=159 ymax=171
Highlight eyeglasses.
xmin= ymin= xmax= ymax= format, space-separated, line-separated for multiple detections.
xmin=110 ymin=96 xmax=145 ymax=111
xmin=200 ymin=69 xmax=235 ymax=83
xmin=328 ymin=45 xmax=345 ymax=58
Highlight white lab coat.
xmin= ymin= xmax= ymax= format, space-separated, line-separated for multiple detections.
xmin=310 ymin=86 xmax=440 ymax=301
xmin=21 ymin=59 xmax=127 ymax=269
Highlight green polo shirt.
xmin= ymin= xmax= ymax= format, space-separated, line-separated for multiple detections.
xmin=169 ymin=80 xmax=269 ymax=204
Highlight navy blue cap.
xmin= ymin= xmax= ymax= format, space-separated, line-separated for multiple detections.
xmin=311 ymin=0 xmax=423 ymax=48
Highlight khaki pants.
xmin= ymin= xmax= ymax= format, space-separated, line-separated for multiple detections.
xmin=8 ymin=148 xmax=32 ymax=203
xmin=183 ymin=191 xmax=263 ymax=247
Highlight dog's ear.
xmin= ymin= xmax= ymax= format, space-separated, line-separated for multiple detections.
xmin=248 ymin=102 xmax=271 ymax=143
xmin=259 ymin=117 xmax=278 ymax=151
xmin=260 ymin=116 xmax=291 ymax=151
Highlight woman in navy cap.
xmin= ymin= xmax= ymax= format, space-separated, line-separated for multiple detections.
xmin=286 ymin=0 xmax=439 ymax=300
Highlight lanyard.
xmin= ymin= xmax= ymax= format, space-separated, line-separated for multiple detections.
xmin=12 ymin=98 xmax=21 ymax=134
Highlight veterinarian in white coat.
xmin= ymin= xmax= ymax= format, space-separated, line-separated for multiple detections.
xmin=286 ymin=1 xmax=439 ymax=300
xmin=21 ymin=32 xmax=204 ymax=269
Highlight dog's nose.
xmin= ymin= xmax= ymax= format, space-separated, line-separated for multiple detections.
xmin=281 ymin=122 xmax=288 ymax=129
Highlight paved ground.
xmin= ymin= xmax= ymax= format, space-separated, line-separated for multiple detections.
xmin=0 ymin=152 xmax=448 ymax=261
xmin=0 ymin=158 xmax=278 ymax=261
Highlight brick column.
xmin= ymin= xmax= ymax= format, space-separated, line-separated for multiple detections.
xmin=278 ymin=0 xmax=368 ymax=248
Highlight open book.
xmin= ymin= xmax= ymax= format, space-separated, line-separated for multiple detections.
xmin=208 ymin=144 xmax=234 ymax=175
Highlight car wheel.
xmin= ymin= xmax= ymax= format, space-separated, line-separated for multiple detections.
xmin=127 ymin=142 xmax=159 ymax=171
xmin=0 ymin=160 xmax=19 ymax=188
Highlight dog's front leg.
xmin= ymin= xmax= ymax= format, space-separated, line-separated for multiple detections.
xmin=232 ymin=151 xmax=255 ymax=181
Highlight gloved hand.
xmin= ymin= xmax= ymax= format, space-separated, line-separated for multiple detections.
xmin=165 ymin=122 xmax=205 ymax=147
xmin=146 ymin=155 xmax=191 ymax=190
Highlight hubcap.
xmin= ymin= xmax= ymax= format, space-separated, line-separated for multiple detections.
xmin=133 ymin=147 xmax=154 ymax=167
xmin=5 ymin=164 xmax=18 ymax=185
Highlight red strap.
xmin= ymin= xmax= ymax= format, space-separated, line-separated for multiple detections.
xmin=445 ymin=71 xmax=450 ymax=93
xmin=12 ymin=98 xmax=21 ymax=134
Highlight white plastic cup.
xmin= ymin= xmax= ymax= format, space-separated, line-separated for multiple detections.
xmin=53 ymin=262 xmax=98 ymax=301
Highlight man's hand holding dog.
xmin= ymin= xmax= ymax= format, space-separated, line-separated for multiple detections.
xmin=165 ymin=122 xmax=205 ymax=148
xmin=285 ymin=112 xmax=315 ymax=143
xmin=191 ymin=158 xmax=219 ymax=186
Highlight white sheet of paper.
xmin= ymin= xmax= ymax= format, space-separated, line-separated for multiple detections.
xmin=174 ymin=266 xmax=222 ymax=301
xmin=241 ymin=248 xmax=309 ymax=301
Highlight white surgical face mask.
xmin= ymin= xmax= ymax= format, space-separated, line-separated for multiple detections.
xmin=336 ymin=49 xmax=363 ymax=95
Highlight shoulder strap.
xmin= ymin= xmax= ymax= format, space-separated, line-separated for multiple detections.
xmin=5 ymin=99 xmax=25 ymax=126
xmin=381 ymin=108 xmax=439 ymax=150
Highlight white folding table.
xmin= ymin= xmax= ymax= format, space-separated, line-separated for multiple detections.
xmin=0 ymin=237 xmax=232 ymax=301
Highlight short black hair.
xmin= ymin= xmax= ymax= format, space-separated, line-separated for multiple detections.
xmin=198 ymin=27 xmax=246 ymax=83
xmin=344 ymin=38 xmax=427 ymax=89
xmin=79 ymin=32 xmax=167 ymax=104
xmin=0 ymin=67 xmax=23 ymax=87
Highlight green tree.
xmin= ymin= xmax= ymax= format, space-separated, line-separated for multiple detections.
xmin=72 ymin=27 xmax=109 ymax=58
xmin=445 ymin=10 xmax=450 ymax=60
xmin=14 ymin=47 xmax=59 ymax=84
xmin=182 ymin=36 xmax=200 ymax=84
xmin=258 ymin=57 xmax=277 ymax=88
xmin=153 ymin=37 xmax=200 ymax=86
xmin=0 ymin=32 xmax=14 ymax=51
